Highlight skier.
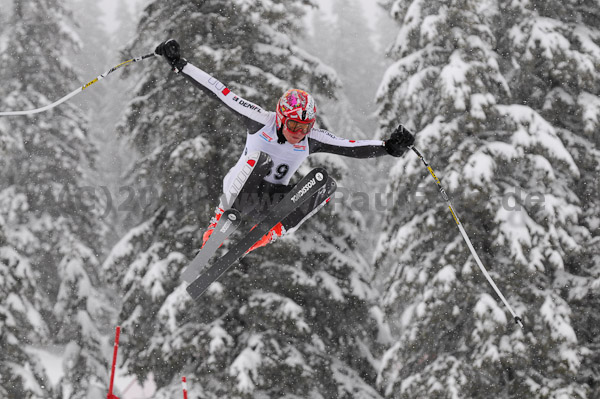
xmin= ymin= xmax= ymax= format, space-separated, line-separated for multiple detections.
xmin=155 ymin=39 xmax=415 ymax=253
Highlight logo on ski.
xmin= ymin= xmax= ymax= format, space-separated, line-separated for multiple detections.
xmin=291 ymin=178 xmax=316 ymax=203
xmin=220 ymin=220 xmax=233 ymax=233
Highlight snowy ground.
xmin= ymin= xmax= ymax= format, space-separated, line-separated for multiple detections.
xmin=31 ymin=346 xmax=156 ymax=399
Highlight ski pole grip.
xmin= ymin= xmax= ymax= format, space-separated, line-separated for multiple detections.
xmin=515 ymin=316 xmax=524 ymax=328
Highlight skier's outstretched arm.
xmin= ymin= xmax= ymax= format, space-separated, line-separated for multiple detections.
xmin=155 ymin=39 xmax=271 ymax=129
xmin=309 ymin=125 xmax=415 ymax=158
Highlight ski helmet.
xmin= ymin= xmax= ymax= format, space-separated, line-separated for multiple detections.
xmin=275 ymin=89 xmax=317 ymax=130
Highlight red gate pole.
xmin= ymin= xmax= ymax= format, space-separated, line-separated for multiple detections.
xmin=107 ymin=326 xmax=121 ymax=399
xmin=181 ymin=376 xmax=188 ymax=399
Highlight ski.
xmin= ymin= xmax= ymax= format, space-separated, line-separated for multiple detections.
xmin=181 ymin=208 xmax=242 ymax=283
xmin=186 ymin=168 xmax=330 ymax=300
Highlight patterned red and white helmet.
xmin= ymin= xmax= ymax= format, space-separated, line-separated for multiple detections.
xmin=275 ymin=89 xmax=317 ymax=129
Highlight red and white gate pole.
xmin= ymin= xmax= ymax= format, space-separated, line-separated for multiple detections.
xmin=107 ymin=326 xmax=121 ymax=399
xmin=181 ymin=376 xmax=188 ymax=399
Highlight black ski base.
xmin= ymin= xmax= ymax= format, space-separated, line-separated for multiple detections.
xmin=186 ymin=168 xmax=330 ymax=300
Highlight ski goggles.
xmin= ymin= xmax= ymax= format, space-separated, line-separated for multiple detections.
xmin=286 ymin=119 xmax=314 ymax=135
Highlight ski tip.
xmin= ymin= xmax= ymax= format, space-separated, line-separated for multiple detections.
xmin=307 ymin=168 xmax=328 ymax=189
xmin=223 ymin=208 xmax=242 ymax=221
xmin=312 ymin=167 xmax=328 ymax=181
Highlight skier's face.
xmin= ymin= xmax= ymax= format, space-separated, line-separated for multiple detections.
xmin=283 ymin=119 xmax=313 ymax=144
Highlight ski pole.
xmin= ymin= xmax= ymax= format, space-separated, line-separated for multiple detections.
xmin=107 ymin=326 xmax=121 ymax=399
xmin=0 ymin=53 xmax=155 ymax=116
xmin=409 ymin=145 xmax=524 ymax=329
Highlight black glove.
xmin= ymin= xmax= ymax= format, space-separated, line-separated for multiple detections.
xmin=155 ymin=39 xmax=187 ymax=73
xmin=384 ymin=124 xmax=415 ymax=157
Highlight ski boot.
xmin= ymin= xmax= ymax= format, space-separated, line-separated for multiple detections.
xmin=246 ymin=222 xmax=286 ymax=253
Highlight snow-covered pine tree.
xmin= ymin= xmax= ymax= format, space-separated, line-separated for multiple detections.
xmin=0 ymin=224 xmax=49 ymax=398
xmin=102 ymin=1 xmax=385 ymax=397
xmin=375 ymin=0 xmax=598 ymax=397
xmin=499 ymin=1 xmax=600 ymax=395
xmin=52 ymin=238 xmax=112 ymax=399
xmin=0 ymin=1 xmax=111 ymax=397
